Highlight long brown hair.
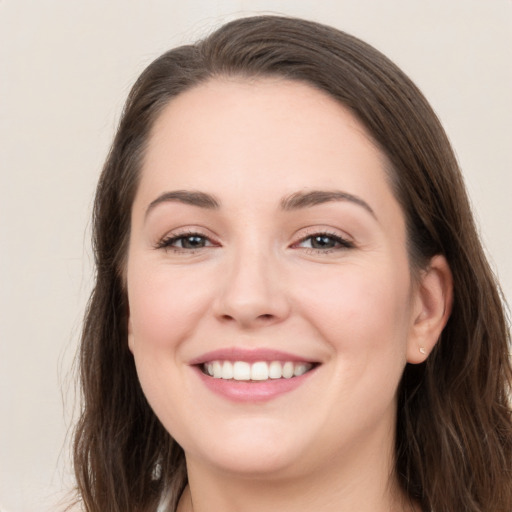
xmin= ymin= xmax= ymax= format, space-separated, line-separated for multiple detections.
xmin=73 ymin=15 xmax=512 ymax=512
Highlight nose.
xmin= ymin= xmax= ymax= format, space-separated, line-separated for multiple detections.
xmin=212 ymin=244 xmax=291 ymax=329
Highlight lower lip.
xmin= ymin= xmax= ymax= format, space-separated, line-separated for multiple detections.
xmin=193 ymin=366 xmax=317 ymax=402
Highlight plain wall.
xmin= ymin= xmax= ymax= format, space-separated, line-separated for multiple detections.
xmin=1 ymin=1 xmax=511 ymax=510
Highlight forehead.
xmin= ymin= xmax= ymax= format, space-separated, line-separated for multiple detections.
xmin=146 ymin=77 xmax=380 ymax=167
xmin=137 ymin=77 xmax=400 ymax=223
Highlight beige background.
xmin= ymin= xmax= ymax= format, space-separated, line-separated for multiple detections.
xmin=1 ymin=1 xmax=511 ymax=511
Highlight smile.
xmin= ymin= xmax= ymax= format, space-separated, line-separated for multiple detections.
xmin=202 ymin=360 xmax=314 ymax=381
xmin=190 ymin=348 xmax=320 ymax=401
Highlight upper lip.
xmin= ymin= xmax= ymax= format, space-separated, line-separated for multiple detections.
xmin=188 ymin=347 xmax=319 ymax=365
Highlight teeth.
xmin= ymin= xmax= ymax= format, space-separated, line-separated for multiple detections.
xmin=269 ymin=361 xmax=282 ymax=379
xmin=222 ymin=360 xmax=233 ymax=379
xmin=294 ymin=363 xmax=309 ymax=377
xmin=282 ymin=361 xmax=294 ymax=379
xmin=212 ymin=361 xmax=223 ymax=378
xmin=251 ymin=361 xmax=269 ymax=381
xmin=203 ymin=360 xmax=313 ymax=381
xmin=233 ymin=361 xmax=251 ymax=380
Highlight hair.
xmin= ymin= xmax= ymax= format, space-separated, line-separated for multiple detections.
xmin=72 ymin=15 xmax=512 ymax=512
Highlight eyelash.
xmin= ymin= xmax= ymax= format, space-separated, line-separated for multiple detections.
xmin=293 ymin=231 xmax=354 ymax=253
xmin=155 ymin=230 xmax=354 ymax=254
xmin=155 ymin=231 xmax=217 ymax=252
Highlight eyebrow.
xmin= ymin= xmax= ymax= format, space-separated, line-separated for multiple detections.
xmin=145 ymin=188 xmax=375 ymax=219
xmin=145 ymin=190 xmax=220 ymax=218
xmin=280 ymin=190 xmax=376 ymax=218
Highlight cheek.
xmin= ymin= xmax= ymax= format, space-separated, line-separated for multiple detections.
xmin=295 ymin=261 xmax=412 ymax=356
xmin=127 ymin=261 xmax=212 ymax=353
xmin=126 ymin=261 xmax=211 ymax=436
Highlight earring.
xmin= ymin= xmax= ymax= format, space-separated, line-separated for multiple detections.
xmin=419 ymin=347 xmax=427 ymax=355
xmin=151 ymin=460 xmax=162 ymax=480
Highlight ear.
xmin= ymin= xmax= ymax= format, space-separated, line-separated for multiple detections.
xmin=127 ymin=304 xmax=135 ymax=354
xmin=407 ymin=255 xmax=453 ymax=364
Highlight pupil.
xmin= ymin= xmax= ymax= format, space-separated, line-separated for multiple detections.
xmin=183 ymin=236 xmax=205 ymax=248
xmin=312 ymin=235 xmax=334 ymax=249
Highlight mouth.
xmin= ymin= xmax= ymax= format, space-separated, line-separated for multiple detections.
xmin=200 ymin=360 xmax=316 ymax=382
xmin=190 ymin=348 xmax=321 ymax=401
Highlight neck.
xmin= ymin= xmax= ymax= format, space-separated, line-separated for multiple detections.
xmin=176 ymin=431 xmax=416 ymax=512
xmin=178 ymin=475 xmax=414 ymax=512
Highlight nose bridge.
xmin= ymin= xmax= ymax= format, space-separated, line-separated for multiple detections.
xmin=214 ymin=234 xmax=289 ymax=327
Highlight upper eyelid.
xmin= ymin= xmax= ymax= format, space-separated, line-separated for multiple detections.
xmin=293 ymin=234 xmax=353 ymax=249
xmin=157 ymin=226 xmax=219 ymax=241
xmin=292 ymin=226 xmax=354 ymax=243
xmin=154 ymin=229 xmax=219 ymax=250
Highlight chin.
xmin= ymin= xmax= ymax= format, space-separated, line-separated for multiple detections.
xmin=183 ymin=421 xmax=314 ymax=478
xmin=197 ymin=449 xmax=301 ymax=479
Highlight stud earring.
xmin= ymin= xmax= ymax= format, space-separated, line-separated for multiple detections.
xmin=419 ymin=347 xmax=427 ymax=355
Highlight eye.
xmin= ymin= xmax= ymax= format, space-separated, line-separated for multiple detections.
xmin=295 ymin=232 xmax=354 ymax=252
xmin=155 ymin=232 xmax=217 ymax=252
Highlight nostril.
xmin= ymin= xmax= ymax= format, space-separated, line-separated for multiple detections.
xmin=218 ymin=312 xmax=277 ymax=326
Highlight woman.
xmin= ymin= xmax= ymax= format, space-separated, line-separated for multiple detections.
xmin=72 ymin=15 xmax=512 ymax=512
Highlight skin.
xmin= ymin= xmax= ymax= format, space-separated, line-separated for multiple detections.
xmin=126 ymin=78 xmax=452 ymax=512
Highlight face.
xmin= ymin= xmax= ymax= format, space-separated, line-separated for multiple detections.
xmin=126 ymin=78 xmax=421 ymax=480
